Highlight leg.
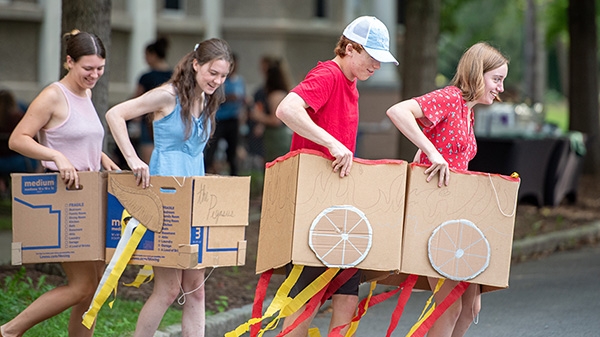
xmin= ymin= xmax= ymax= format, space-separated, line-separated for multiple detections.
xmin=133 ymin=267 xmax=182 ymax=337
xmin=328 ymin=294 xmax=359 ymax=336
xmin=281 ymin=303 xmax=321 ymax=337
xmin=180 ymin=269 xmax=206 ymax=337
xmin=1 ymin=261 xmax=103 ymax=337
xmin=66 ymin=261 xmax=104 ymax=337
xmin=451 ymin=284 xmax=481 ymax=337
xmin=426 ymin=277 xmax=462 ymax=337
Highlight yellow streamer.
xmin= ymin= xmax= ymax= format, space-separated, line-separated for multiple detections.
xmin=225 ymin=265 xmax=304 ymax=337
xmin=308 ymin=327 xmax=322 ymax=337
xmin=259 ymin=268 xmax=338 ymax=336
xmin=225 ymin=266 xmax=338 ymax=337
xmin=406 ymin=278 xmax=445 ymax=336
xmin=307 ymin=281 xmax=376 ymax=337
xmin=81 ymin=213 xmax=147 ymax=329
xmin=345 ymin=281 xmax=376 ymax=336
xmin=123 ymin=265 xmax=154 ymax=288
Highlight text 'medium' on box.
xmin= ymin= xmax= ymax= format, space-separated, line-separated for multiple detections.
xmin=11 ymin=171 xmax=107 ymax=264
xmin=256 ymin=150 xmax=408 ymax=274
xmin=372 ymin=164 xmax=521 ymax=293
xmin=105 ymin=172 xmax=250 ymax=269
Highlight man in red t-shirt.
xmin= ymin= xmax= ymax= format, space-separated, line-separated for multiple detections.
xmin=275 ymin=16 xmax=398 ymax=337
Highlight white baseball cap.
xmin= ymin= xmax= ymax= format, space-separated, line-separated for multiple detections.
xmin=343 ymin=16 xmax=399 ymax=65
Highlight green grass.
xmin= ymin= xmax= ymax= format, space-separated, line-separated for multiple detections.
xmin=0 ymin=267 xmax=183 ymax=337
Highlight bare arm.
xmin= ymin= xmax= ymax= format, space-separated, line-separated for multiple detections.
xmin=386 ymin=99 xmax=449 ymax=186
xmin=8 ymin=85 xmax=81 ymax=187
xmin=106 ymin=85 xmax=175 ymax=188
xmin=251 ymin=90 xmax=286 ymax=127
xmin=275 ymin=92 xmax=353 ymax=177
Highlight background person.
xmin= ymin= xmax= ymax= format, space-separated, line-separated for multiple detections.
xmin=0 ymin=88 xmax=39 ymax=199
xmin=2 ymin=29 xmax=119 ymax=337
xmin=275 ymin=16 xmax=398 ymax=336
xmin=386 ymin=41 xmax=509 ymax=337
xmin=130 ymin=37 xmax=173 ymax=165
xmin=106 ymin=38 xmax=233 ymax=337
xmin=204 ymin=52 xmax=245 ymax=175
xmin=250 ymin=58 xmax=293 ymax=162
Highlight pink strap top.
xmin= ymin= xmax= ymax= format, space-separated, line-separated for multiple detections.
xmin=38 ymin=82 xmax=104 ymax=171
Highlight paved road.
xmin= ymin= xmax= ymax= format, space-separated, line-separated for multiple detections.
xmin=261 ymin=243 xmax=600 ymax=337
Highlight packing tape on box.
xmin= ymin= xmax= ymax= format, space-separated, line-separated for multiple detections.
xmin=82 ymin=214 xmax=147 ymax=329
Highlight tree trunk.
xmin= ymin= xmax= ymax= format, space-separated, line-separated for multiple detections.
xmin=568 ymin=0 xmax=600 ymax=175
xmin=397 ymin=0 xmax=441 ymax=160
xmin=524 ymin=0 xmax=546 ymax=105
xmin=61 ymin=0 xmax=112 ymax=151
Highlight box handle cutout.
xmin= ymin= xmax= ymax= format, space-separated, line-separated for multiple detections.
xmin=160 ymin=187 xmax=177 ymax=194
xmin=66 ymin=184 xmax=84 ymax=191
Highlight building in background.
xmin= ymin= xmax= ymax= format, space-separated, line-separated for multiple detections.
xmin=0 ymin=0 xmax=401 ymax=159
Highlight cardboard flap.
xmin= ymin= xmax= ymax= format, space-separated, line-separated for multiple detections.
xmin=11 ymin=242 xmax=22 ymax=266
xmin=108 ymin=173 xmax=164 ymax=232
xmin=177 ymin=244 xmax=199 ymax=269
xmin=256 ymin=154 xmax=300 ymax=273
xmin=237 ymin=241 xmax=247 ymax=266
xmin=191 ymin=176 xmax=250 ymax=227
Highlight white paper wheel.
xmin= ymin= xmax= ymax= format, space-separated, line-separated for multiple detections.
xmin=428 ymin=219 xmax=490 ymax=281
xmin=309 ymin=205 xmax=372 ymax=268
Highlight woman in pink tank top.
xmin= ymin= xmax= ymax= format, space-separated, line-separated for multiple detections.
xmin=3 ymin=30 xmax=119 ymax=337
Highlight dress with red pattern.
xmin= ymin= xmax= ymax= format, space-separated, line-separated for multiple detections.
xmin=413 ymin=85 xmax=477 ymax=171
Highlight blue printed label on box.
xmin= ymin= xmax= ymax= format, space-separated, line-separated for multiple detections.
xmin=21 ymin=175 xmax=58 ymax=195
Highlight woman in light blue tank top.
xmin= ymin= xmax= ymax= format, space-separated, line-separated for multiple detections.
xmin=106 ymin=38 xmax=233 ymax=337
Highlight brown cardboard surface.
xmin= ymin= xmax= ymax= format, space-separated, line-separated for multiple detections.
xmin=393 ymin=164 xmax=520 ymax=291
xmin=11 ymin=171 xmax=107 ymax=264
xmin=256 ymin=150 xmax=407 ymax=274
xmin=105 ymin=173 xmax=250 ymax=269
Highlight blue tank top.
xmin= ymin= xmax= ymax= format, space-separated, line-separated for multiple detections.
xmin=149 ymin=96 xmax=210 ymax=177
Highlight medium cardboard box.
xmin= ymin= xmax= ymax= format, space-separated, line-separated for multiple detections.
xmin=105 ymin=172 xmax=250 ymax=269
xmin=11 ymin=171 xmax=107 ymax=264
xmin=370 ymin=164 xmax=520 ymax=292
xmin=256 ymin=150 xmax=408 ymax=274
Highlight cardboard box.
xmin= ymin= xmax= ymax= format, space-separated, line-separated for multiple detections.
xmin=369 ymin=164 xmax=520 ymax=292
xmin=105 ymin=173 xmax=250 ymax=269
xmin=11 ymin=171 xmax=107 ymax=264
xmin=256 ymin=150 xmax=408 ymax=274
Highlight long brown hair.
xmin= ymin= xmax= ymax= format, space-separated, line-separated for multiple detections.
xmin=169 ymin=38 xmax=233 ymax=140
xmin=450 ymin=42 xmax=509 ymax=102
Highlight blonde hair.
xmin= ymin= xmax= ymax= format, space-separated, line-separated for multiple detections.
xmin=450 ymin=42 xmax=509 ymax=102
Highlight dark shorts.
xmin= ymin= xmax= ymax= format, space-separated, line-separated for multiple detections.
xmin=284 ymin=264 xmax=361 ymax=298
